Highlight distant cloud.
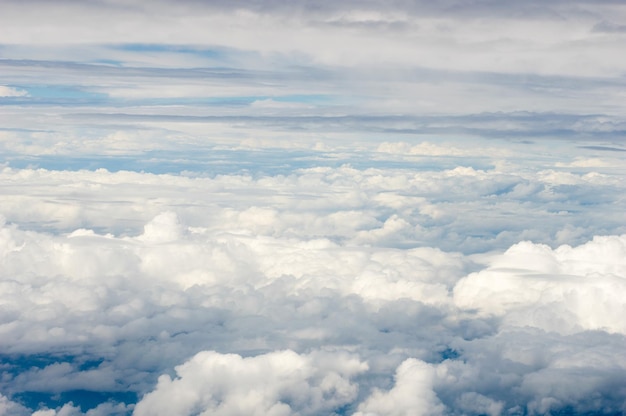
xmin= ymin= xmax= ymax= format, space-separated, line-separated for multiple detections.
xmin=0 ymin=85 xmax=28 ymax=97
xmin=578 ymin=145 xmax=626 ymax=152
xmin=376 ymin=141 xmax=482 ymax=157
xmin=592 ymin=20 xmax=626 ymax=33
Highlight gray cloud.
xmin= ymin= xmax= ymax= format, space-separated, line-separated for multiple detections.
xmin=592 ymin=20 xmax=626 ymax=33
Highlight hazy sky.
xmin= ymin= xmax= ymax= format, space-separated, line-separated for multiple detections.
xmin=1 ymin=1 xmax=626 ymax=415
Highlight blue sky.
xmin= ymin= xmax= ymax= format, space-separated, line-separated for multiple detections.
xmin=1 ymin=1 xmax=626 ymax=415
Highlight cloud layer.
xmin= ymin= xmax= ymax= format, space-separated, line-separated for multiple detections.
xmin=1 ymin=157 xmax=625 ymax=414
xmin=2 ymin=0 xmax=626 ymax=165
xmin=2 ymin=0 xmax=626 ymax=414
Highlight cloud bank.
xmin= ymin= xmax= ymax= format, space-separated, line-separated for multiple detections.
xmin=1 ymin=157 xmax=625 ymax=414
xmin=2 ymin=0 xmax=626 ymax=164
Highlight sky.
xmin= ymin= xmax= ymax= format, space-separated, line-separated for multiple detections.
xmin=1 ymin=1 xmax=626 ymax=415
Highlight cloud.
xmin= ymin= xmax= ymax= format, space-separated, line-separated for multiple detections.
xmin=1 ymin=153 xmax=625 ymax=252
xmin=137 ymin=212 xmax=184 ymax=243
xmin=30 ymin=402 xmax=132 ymax=416
xmin=133 ymin=349 xmax=367 ymax=416
xmin=3 ymin=2 xmax=623 ymax=78
xmin=0 ymin=393 xmax=30 ymax=416
xmin=1 ymin=1 xmax=626 ymax=414
xmin=454 ymin=235 xmax=626 ymax=334
xmin=1 ymin=196 xmax=626 ymax=414
xmin=354 ymin=358 xmax=445 ymax=416
xmin=592 ymin=20 xmax=626 ymax=33
xmin=0 ymin=85 xmax=28 ymax=97
xmin=376 ymin=141 xmax=470 ymax=157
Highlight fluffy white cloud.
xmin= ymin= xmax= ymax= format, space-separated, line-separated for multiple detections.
xmin=454 ymin=235 xmax=626 ymax=334
xmin=133 ymin=350 xmax=367 ymax=416
xmin=355 ymin=358 xmax=445 ymax=416
xmin=2 ymin=196 xmax=625 ymax=414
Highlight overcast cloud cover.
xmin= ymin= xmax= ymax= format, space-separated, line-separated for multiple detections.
xmin=1 ymin=1 xmax=626 ymax=415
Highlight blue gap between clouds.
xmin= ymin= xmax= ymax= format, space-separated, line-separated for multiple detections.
xmin=4 ymin=149 xmax=490 ymax=175
xmin=1 ymin=354 xmax=137 ymax=412
xmin=114 ymin=43 xmax=223 ymax=59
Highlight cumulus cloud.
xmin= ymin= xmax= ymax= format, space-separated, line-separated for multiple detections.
xmin=134 ymin=350 xmax=367 ymax=416
xmin=355 ymin=359 xmax=445 ymax=416
xmin=0 ymin=393 xmax=29 ymax=416
xmin=1 ymin=189 xmax=625 ymax=414
xmin=454 ymin=235 xmax=626 ymax=334
xmin=2 ymin=157 xmax=624 ymax=252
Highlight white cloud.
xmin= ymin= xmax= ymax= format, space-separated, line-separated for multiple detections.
xmin=137 ymin=212 xmax=184 ymax=243
xmin=2 ymin=197 xmax=625 ymax=414
xmin=0 ymin=393 xmax=30 ymax=416
xmin=355 ymin=358 xmax=445 ymax=416
xmin=0 ymin=85 xmax=28 ymax=97
xmin=454 ymin=235 xmax=626 ymax=334
xmin=2 ymin=1 xmax=625 ymax=78
xmin=1 ymin=0 xmax=626 ymax=127
xmin=30 ymin=402 xmax=131 ymax=416
xmin=376 ymin=141 xmax=474 ymax=157
xmin=133 ymin=350 xmax=367 ymax=416
xmin=1 ymin=156 xmax=625 ymax=252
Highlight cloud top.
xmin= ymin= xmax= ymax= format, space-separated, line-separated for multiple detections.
xmin=133 ymin=350 xmax=367 ymax=416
